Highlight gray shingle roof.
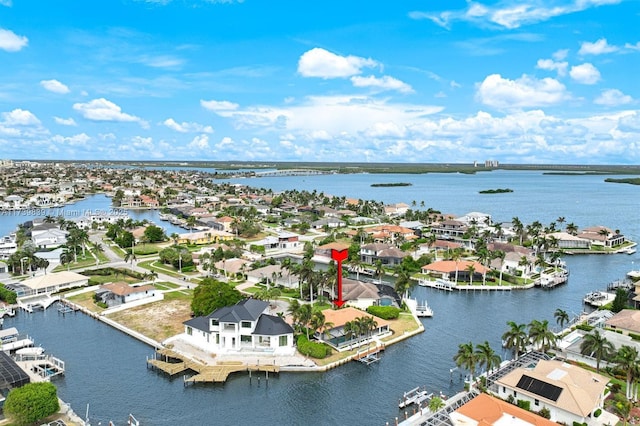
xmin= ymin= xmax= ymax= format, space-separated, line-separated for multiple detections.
xmin=211 ymin=298 xmax=268 ymax=323
xmin=252 ymin=314 xmax=294 ymax=336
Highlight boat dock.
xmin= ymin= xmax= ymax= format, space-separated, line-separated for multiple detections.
xmin=398 ymin=386 xmax=432 ymax=409
xmin=583 ymin=291 xmax=615 ymax=307
xmin=147 ymin=348 xmax=280 ymax=384
xmin=354 ymin=344 xmax=385 ymax=365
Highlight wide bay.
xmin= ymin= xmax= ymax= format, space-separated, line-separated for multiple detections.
xmin=3 ymin=170 xmax=640 ymax=425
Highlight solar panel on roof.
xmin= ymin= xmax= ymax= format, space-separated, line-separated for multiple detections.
xmin=516 ymin=374 xmax=563 ymax=402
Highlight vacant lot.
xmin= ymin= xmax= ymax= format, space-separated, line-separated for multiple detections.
xmin=107 ymin=295 xmax=193 ymax=342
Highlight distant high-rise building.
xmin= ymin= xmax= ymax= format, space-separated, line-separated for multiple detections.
xmin=484 ymin=160 xmax=499 ymax=168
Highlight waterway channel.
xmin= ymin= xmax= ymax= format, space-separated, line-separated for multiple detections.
xmin=3 ymin=170 xmax=639 ymax=425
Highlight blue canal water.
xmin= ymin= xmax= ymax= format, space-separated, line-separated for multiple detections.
xmin=3 ymin=170 xmax=640 ymax=425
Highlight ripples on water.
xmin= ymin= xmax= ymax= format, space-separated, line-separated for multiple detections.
xmin=3 ymin=171 xmax=639 ymax=425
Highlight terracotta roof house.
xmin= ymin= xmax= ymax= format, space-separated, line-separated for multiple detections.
xmin=95 ymin=282 xmax=157 ymax=307
xmin=421 ymin=260 xmax=489 ymax=283
xmin=176 ymin=229 xmax=234 ymax=245
xmin=314 ymin=242 xmax=351 ymax=260
xmin=451 ymin=393 xmax=557 ymax=426
xmin=578 ymin=226 xmax=625 ymax=248
xmin=182 ymin=299 xmax=295 ymax=355
xmin=315 ymin=307 xmax=391 ymax=351
xmin=494 ymin=359 xmax=609 ymax=425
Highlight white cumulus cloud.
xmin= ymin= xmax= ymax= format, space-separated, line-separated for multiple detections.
xmin=578 ymin=38 xmax=618 ymax=55
xmin=163 ymin=118 xmax=213 ymax=133
xmin=40 ymin=79 xmax=70 ymax=94
xmin=569 ymin=63 xmax=601 ymax=84
xmin=73 ymin=98 xmax=143 ymax=124
xmin=594 ymin=89 xmax=633 ymax=106
xmin=200 ymin=99 xmax=239 ymax=113
xmin=476 ymin=74 xmax=570 ymax=109
xmin=2 ymin=108 xmax=41 ymax=126
xmin=188 ymin=134 xmax=210 ymax=150
xmin=54 ymin=117 xmax=77 ymax=126
xmin=0 ymin=28 xmax=28 ymax=52
xmin=297 ymin=47 xmax=378 ymax=79
xmin=350 ymin=75 xmax=414 ymax=93
xmin=536 ymin=58 xmax=568 ymax=76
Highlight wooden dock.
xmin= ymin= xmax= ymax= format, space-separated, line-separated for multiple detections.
xmin=147 ymin=349 xmax=280 ymax=383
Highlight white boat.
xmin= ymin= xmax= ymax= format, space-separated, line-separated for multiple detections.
xmin=623 ymin=247 xmax=636 ymax=255
xmin=16 ymin=346 xmax=44 ymax=356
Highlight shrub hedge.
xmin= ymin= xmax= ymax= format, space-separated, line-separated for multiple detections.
xmin=366 ymin=305 xmax=400 ymax=320
xmin=296 ymin=335 xmax=331 ymax=358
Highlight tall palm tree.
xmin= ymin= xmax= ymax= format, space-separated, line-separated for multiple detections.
xmin=59 ymin=248 xmax=74 ymax=271
xmin=453 ymin=341 xmax=478 ymax=382
xmin=451 ymin=249 xmax=463 ymax=285
xmin=614 ymin=345 xmax=640 ymax=399
xmin=475 ymin=341 xmax=501 ymax=374
xmin=374 ymin=260 xmax=384 ymax=283
xmin=554 ymin=308 xmax=570 ymax=330
xmin=580 ymin=329 xmax=614 ymax=373
xmin=465 ymin=264 xmax=476 ymax=286
xmin=528 ymin=319 xmax=556 ymax=353
xmin=310 ymin=310 xmax=333 ymax=341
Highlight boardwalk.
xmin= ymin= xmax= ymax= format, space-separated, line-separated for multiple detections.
xmin=147 ymin=348 xmax=280 ymax=384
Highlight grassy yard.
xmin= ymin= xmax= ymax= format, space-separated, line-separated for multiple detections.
xmin=67 ymin=291 xmax=105 ymax=313
xmin=106 ymin=297 xmax=193 ymax=342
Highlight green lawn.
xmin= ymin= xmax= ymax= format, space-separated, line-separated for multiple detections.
xmin=163 ymin=289 xmax=193 ymax=301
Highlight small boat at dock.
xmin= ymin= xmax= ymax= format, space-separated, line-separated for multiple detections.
xmin=398 ymin=386 xmax=432 ymax=409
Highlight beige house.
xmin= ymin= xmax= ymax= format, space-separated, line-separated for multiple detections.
xmin=494 ymin=359 xmax=609 ymax=425
xmin=605 ymin=309 xmax=640 ymax=335
xmin=20 ymin=271 xmax=88 ymax=296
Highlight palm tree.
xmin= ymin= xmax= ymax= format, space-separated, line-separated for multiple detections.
xmin=512 ymin=216 xmax=524 ymax=245
xmin=453 ymin=341 xmax=478 ymax=383
xmin=566 ymin=222 xmax=578 ymax=236
xmin=428 ymin=396 xmax=445 ymax=413
xmin=374 ymin=260 xmax=384 ymax=283
xmin=310 ymin=311 xmax=334 ymax=341
xmin=614 ymin=345 xmax=640 ymax=400
xmin=124 ymin=251 xmax=137 ymax=271
xmin=502 ymin=321 xmax=528 ymax=360
xmin=465 ymin=263 xmax=476 ymax=286
xmin=451 ymin=248 xmax=463 ymax=285
xmin=59 ymin=248 xmax=74 ymax=271
xmin=475 ymin=341 xmax=501 ymax=374
xmin=518 ymin=256 xmax=531 ymax=284
xmin=554 ymin=308 xmax=570 ymax=330
xmin=144 ymin=270 xmax=158 ymax=283
xmin=528 ymin=319 xmax=556 ymax=353
xmin=580 ymin=329 xmax=614 ymax=373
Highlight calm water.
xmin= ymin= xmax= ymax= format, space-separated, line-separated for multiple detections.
xmin=0 ymin=194 xmax=184 ymax=238
xmin=3 ymin=170 xmax=640 ymax=425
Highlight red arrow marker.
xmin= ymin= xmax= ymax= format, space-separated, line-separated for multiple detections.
xmin=331 ymin=249 xmax=348 ymax=308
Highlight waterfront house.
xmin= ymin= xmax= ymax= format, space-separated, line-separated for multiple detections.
xmin=430 ymin=219 xmax=467 ymax=239
xmin=31 ymin=223 xmax=68 ymax=249
xmin=421 ymin=260 xmax=488 ymax=283
xmin=493 ymin=359 xmax=609 ymax=425
xmin=20 ymin=271 xmax=89 ymax=296
xmin=455 ymin=211 xmax=492 ymax=227
xmin=360 ymin=243 xmax=408 ymax=266
xmin=182 ymin=298 xmax=295 ymax=354
xmin=450 ymin=393 xmax=557 ymax=426
xmin=604 ymin=309 xmax=640 ymax=335
xmin=253 ymin=231 xmax=301 ymax=251
xmin=546 ymin=232 xmax=591 ymax=249
xmin=310 ymin=217 xmax=345 ymax=229
xmin=578 ymin=226 xmax=625 ymax=248
xmin=315 ymin=307 xmax=391 ymax=351
xmin=383 ymin=202 xmax=409 ymax=217
xmin=341 ymin=278 xmax=400 ymax=310
xmin=95 ymin=282 xmax=157 ymax=307
xmin=365 ymin=224 xmax=416 ymax=243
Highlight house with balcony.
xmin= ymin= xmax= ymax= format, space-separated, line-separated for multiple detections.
xmin=360 ymin=243 xmax=408 ymax=266
xmin=182 ymin=298 xmax=295 ymax=354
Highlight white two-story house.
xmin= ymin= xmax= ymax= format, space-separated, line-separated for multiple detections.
xmin=182 ymin=299 xmax=295 ymax=354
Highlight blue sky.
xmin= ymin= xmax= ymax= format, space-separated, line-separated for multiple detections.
xmin=1 ymin=0 xmax=639 ymax=163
